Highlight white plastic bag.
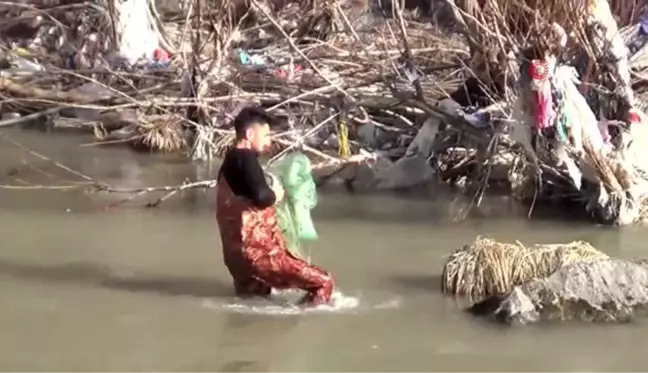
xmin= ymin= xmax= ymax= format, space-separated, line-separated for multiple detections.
xmin=114 ymin=0 xmax=159 ymax=64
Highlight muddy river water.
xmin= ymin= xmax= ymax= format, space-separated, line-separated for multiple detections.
xmin=0 ymin=128 xmax=647 ymax=371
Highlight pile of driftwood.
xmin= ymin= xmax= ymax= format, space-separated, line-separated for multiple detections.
xmin=3 ymin=0 xmax=648 ymax=225
xmin=0 ymin=0 xmax=468 ymax=160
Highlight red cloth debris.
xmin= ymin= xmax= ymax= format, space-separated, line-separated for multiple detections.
xmin=628 ymin=107 xmax=642 ymax=124
xmin=153 ymin=48 xmax=170 ymax=62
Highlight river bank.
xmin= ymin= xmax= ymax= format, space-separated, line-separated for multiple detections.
xmin=7 ymin=0 xmax=648 ymax=226
xmin=0 ymin=126 xmax=594 ymax=223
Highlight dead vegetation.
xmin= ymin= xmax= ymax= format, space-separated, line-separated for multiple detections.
xmin=441 ymin=236 xmax=609 ymax=301
xmin=0 ymin=0 xmax=469 ymax=159
xmin=2 ymin=0 xmax=648 ymax=224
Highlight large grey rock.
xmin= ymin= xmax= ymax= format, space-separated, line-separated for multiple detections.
xmin=468 ymin=259 xmax=648 ymax=324
xmin=348 ymin=115 xmax=442 ymax=190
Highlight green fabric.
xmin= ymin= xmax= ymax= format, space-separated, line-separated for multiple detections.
xmin=560 ymin=81 xmax=588 ymax=144
xmin=557 ymin=114 xmax=570 ymax=143
xmin=268 ymin=153 xmax=318 ymax=261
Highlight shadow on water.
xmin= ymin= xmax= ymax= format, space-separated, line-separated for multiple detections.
xmin=218 ymin=360 xmax=265 ymax=372
xmin=387 ymin=274 xmax=443 ymax=293
xmin=0 ymin=259 xmax=234 ymax=298
xmin=213 ymin=311 xmax=302 ymax=372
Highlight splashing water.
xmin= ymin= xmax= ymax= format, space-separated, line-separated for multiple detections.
xmin=201 ymin=290 xmax=401 ymax=316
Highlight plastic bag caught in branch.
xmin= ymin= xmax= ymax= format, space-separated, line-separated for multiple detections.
xmin=112 ymin=0 xmax=160 ymax=64
xmin=553 ymin=66 xmax=605 ymax=153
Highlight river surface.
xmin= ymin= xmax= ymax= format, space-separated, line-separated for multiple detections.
xmin=0 ymin=128 xmax=647 ymax=371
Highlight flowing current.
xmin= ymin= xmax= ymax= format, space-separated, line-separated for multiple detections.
xmin=0 ymin=128 xmax=645 ymax=371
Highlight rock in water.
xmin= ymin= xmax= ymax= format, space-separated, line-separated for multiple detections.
xmin=468 ymin=259 xmax=648 ymax=324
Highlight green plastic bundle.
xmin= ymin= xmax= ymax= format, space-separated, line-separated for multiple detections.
xmin=267 ymin=153 xmax=319 ymax=261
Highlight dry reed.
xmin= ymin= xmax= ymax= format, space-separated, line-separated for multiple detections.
xmin=135 ymin=114 xmax=187 ymax=153
xmin=451 ymin=0 xmax=589 ymax=91
xmin=441 ymin=236 xmax=609 ymax=300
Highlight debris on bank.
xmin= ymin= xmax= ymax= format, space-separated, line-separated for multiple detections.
xmin=3 ymin=0 xmax=648 ymax=225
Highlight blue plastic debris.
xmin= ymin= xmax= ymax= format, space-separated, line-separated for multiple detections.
xmin=239 ymin=50 xmax=266 ymax=66
xmin=628 ymin=12 xmax=648 ymax=56
xmin=641 ymin=8 xmax=648 ymax=35
xmin=462 ymin=110 xmax=491 ymax=128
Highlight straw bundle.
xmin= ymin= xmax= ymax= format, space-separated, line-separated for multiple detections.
xmin=441 ymin=236 xmax=609 ymax=300
xmin=135 ymin=114 xmax=187 ymax=153
xmin=580 ymin=135 xmax=645 ymax=225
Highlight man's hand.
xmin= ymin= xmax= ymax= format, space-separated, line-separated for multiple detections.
xmin=272 ymin=181 xmax=285 ymax=203
xmin=267 ymin=173 xmax=285 ymax=203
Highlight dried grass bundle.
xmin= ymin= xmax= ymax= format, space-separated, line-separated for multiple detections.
xmin=441 ymin=236 xmax=609 ymax=300
xmin=210 ymin=131 xmax=235 ymax=158
xmin=135 ymin=115 xmax=187 ymax=153
xmin=580 ymin=136 xmax=643 ymax=224
xmin=583 ymin=137 xmax=626 ymax=192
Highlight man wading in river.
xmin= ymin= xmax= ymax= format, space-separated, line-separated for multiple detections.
xmin=216 ymin=106 xmax=335 ymax=306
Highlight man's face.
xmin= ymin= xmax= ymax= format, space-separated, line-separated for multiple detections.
xmin=246 ymin=122 xmax=272 ymax=153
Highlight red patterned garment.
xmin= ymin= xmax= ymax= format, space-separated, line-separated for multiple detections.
xmin=216 ymin=177 xmax=334 ymax=305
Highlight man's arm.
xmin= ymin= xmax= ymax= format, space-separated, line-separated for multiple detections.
xmin=237 ymin=151 xmax=277 ymax=208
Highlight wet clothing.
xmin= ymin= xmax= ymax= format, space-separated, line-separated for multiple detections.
xmin=216 ymin=148 xmax=334 ymax=305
